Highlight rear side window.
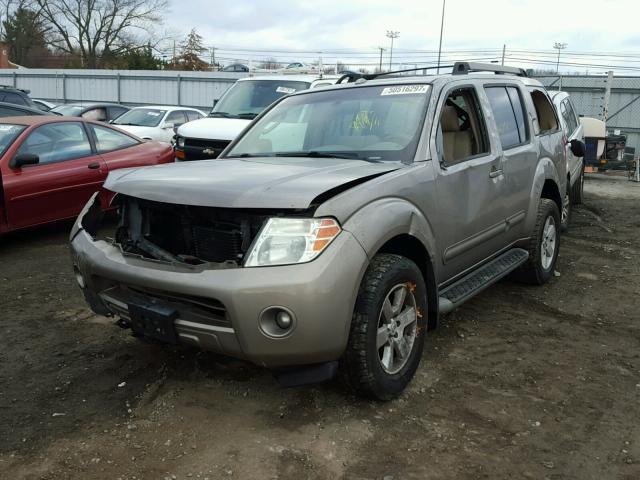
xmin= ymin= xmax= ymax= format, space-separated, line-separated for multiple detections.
xmin=530 ymin=90 xmax=559 ymax=133
xmin=186 ymin=110 xmax=203 ymax=122
xmin=485 ymin=86 xmax=527 ymax=149
xmin=2 ymin=92 xmax=27 ymax=106
xmin=91 ymin=124 xmax=139 ymax=153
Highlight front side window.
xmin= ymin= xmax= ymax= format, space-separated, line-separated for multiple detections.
xmin=210 ymin=80 xmax=311 ymax=119
xmin=91 ymin=125 xmax=139 ymax=153
xmin=16 ymin=122 xmax=92 ymax=164
xmin=438 ymin=87 xmax=489 ymax=164
xmin=227 ymin=84 xmax=431 ymax=162
xmin=113 ymin=109 xmax=166 ymax=127
xmin=561 ymin=99 xmax=579 ymax=135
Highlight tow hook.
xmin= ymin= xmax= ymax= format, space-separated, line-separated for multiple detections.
xmin=115 ymin=318 xmax=130 ymax=329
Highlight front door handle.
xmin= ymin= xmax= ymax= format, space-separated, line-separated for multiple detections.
xmin=87 ymin=162 xmax=100 ymax=170
xmin=489 ymin=166 xmax=503 ymax=178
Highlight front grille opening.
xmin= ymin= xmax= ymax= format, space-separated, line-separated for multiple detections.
xmin=101 ymin=195 xmax=308 ymax=267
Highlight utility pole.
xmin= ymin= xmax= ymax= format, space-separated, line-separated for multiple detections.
xmin=172 ymin=40 xmax=176 ymax=62
xmin=501 ymin=44 xmax=506 ymax=66
xmin=602 ymin=70 xmax=614 ymax=122
xmin=386 ymin=31 xmax=399 ymax=70
xmin=437 ymin=0 xmax=446 ymax=73
xmin=210 ymin=46 xmax=217 ymax=70
xmin=377 ymin=47 xmax=386 ymax=72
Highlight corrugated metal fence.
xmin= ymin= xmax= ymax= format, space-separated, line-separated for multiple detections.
xmin=0 ymin=69 xmax=247 ymax=110
xmin=0 ymin=69 xmax=638 ymax=149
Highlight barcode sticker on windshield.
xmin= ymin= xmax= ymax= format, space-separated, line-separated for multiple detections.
xmin=276 ymin=86 xmax=296 ymax=94
xmin=381 ymin=85 xmax=429 ymax=96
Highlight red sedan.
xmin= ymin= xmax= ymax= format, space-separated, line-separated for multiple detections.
xmin=0 ymin=116 xmax=174 ymax=234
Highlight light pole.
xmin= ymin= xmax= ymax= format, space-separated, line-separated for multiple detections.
xmin=377 ymin=47 xmax=386 ymax=72
xmin=437 ymin=0 xmax=446 ymax=73
xmin=386 ymin=31 xmax=399 ymax=70
xmin=553 ymin=42 xmax=567 ymax=74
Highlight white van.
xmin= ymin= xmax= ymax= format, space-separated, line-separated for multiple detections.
xmin=174 ymin=75 xmax=337 ymax=161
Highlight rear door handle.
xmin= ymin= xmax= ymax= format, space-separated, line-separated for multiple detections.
xmin=87 ymin=162 xmax=100 ymax=170
xmin=489 ymin=167 xmax=503 ymax=178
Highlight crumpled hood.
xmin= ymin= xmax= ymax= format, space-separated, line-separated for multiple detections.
xmin=104 ymin=157 xmax=400 ymax=209
xmin=176 ymin=117 xmax=251 ymax=141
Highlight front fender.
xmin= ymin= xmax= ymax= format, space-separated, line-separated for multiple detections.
xmin=341 ymin=197 xmax=439 ymax=278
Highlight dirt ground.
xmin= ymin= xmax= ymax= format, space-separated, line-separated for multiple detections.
xmin=1 ymin=173 xmax=639 ymax=480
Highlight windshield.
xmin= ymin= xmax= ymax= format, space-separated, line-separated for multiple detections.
xmin=0 ymin=124 xmax=26 ymax=156
xmin=210 ymin=80 xmax=310 ymax=118
xmin=51 ymin=105 xmax=84 ymax=116
xmin=226 ymin=84 xmax=431 ymax=162
xmin=113 ymin=109 xmax=166 ymax=127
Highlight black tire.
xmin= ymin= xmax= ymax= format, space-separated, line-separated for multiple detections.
xmin=560 ymin=187 xmax=572 ymax=233
xmin=571 ymin=163 xmax=585 ymax=205
xmin=515 ymin=198 xmax=561 ymax=285
xmin=340 ymin=254 xmax=427 ymax=400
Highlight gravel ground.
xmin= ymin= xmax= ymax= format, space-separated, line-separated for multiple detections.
xmin=0 ymin=173 xmax=639 ymax=480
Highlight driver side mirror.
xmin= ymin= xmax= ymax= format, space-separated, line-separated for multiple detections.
xmin=213 ymin=99 xmax=219 ymax=107
xmin=11 ymin=153 xmax=39 ymax=169
xmin=569 ymin=139 xmax=586 ymax=158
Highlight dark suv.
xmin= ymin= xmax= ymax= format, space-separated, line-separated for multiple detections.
xmin=0 ymin=85 xmax=37 ymax=109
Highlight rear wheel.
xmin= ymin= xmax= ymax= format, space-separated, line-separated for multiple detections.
xmin=341 ymin=254 xmax=427 ymax=400
xmin=515 ymin=198 xmax=560 ymax=285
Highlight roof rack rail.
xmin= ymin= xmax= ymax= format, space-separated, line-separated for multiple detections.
xmin=452 ymin=62 xmax=527 ymax=77
xmin=337 ymin=65 xmax=455 ymax=84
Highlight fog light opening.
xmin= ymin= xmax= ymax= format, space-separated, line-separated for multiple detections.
xmin=259 ymin=307 xmax=296 ymax=338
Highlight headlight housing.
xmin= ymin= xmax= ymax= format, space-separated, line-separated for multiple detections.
xmin=244 ymin=217 xmax=341 ymax=267
xmin=176 ymin=136 xmax=185 ymax=148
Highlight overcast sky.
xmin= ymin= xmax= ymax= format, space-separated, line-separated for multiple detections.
xmin=165 ymin=0 xmax=640 ymax=73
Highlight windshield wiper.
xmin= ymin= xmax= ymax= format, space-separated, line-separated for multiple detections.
xmin=225 ymin=153 xmax=274 ymax=158
xmin=273 ymin=151 xmax=381 ymax=162
xmin=235 ymin=113 xmax=258 ymax=119
xmin=208 ymin=112 xmax=237 ymax=118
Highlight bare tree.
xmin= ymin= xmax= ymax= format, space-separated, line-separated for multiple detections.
xmin=35 ymin=0 xmax=167 ymax=68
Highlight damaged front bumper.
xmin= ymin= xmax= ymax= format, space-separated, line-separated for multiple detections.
xmin=70 ymin=223 xmax=368 ymax=368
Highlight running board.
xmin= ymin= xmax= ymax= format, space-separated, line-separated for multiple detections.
xmin=438 ymin=248 xmax=529 ymax=314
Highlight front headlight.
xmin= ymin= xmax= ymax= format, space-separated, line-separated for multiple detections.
xmin=244 ymin=217 xmax=341 ymax=267
xmin=176 ymin=136 xmax=185 ymax=148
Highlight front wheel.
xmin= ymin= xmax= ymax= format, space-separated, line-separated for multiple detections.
xmin=340 ymin=254 xmax=427 ymax=400
xmin=515 ymin=198 xmax=561 ymax=285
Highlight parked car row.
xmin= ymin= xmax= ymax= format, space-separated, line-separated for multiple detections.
xmin=2 ymin=63 xmax=602 ymax=400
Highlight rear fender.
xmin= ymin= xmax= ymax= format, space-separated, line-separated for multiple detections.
xmin=525 ymin=157 xmax=560 ymax=232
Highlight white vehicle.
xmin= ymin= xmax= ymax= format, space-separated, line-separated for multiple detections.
xmin=548 ymin=91 xmax=591 ymax=231
xmin=112 ymin=106 xmax=205 ymax=143
xmin=175 ymin=75 xmax=337 ymax=161
xmin=281 ymin=62 xmax=319 ymax=73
